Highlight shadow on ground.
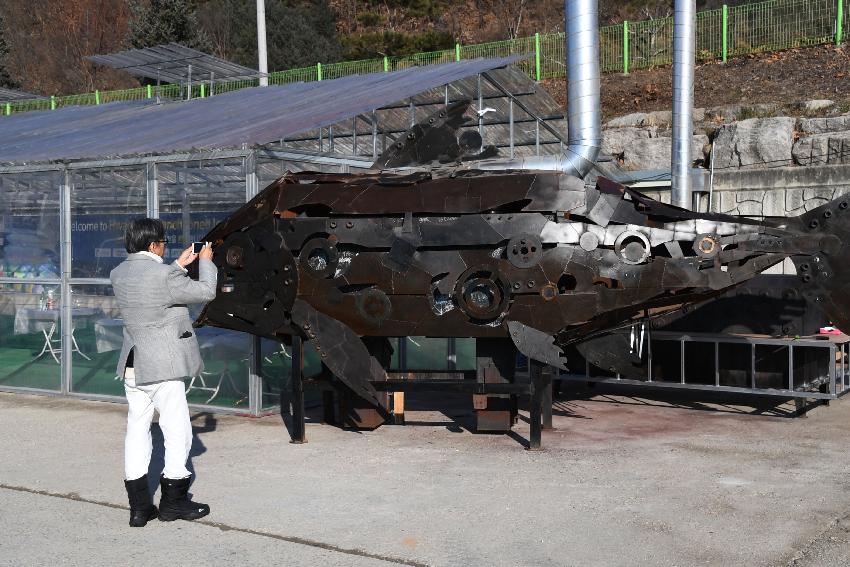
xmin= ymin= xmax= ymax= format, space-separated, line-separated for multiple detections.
xmin=147 ymin=412 xmax=217 ymax=494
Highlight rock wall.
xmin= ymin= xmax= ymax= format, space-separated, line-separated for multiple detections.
xmin=711 ymin=117 xmax=795 ymax=170
xmin=601 ymin=101 xmax=850 ymax=172
xmin=602 ymin=110 xmax=710 ymax=171
xmin=638 ymin=164 xmax=850 ymax=216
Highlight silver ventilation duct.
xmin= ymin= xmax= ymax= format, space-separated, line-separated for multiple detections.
xmin=561 ymin=0 xmax=602 ymax=177
xmin=671 ymin=0 xmax=696 ymax=209
xmin=477 ymin=0 xmax=601 ymax=178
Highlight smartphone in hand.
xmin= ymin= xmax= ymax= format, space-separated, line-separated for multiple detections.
xmin=192 ymin=241 xmax=204 ymax=254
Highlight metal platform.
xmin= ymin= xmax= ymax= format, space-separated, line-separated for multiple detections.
xmin=283 ymin=331 xmax=849 ymax=450
xmin=563 ymin=330 xmax=850 ymax=401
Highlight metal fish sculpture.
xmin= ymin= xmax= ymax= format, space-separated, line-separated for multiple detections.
xmin=195 ymin=102 xmax=850 ymax=415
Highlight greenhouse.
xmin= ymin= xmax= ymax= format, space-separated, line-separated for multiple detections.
xmin=0 ymin=57 xmax=567 ymax=413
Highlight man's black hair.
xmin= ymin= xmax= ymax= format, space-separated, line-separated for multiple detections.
xmin=125 ymin=218 xmax=165 ymax=253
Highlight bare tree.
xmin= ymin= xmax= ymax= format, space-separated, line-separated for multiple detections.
xmin=536 ymin=0 xmax=564 ymax=33
xmin=5 ymin=0 xmax=135 ymax=95
xmin=630 ymin=6 xmax=673 ymax=68
xmin=197 ymin=0 xmax=236 ymax=60
xmin=477 ymin=0 xmax=528 ymax=40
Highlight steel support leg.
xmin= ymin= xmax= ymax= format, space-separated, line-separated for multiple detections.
xmin=542 ymin=369 xmax=554 ymax=430
xmin=793 ymin=397 xmax=810 ymax=418
xmin=289 ymin=336 xmax=306 ymax=444
xmin=529 ymin=359 xmax=548 ymax=450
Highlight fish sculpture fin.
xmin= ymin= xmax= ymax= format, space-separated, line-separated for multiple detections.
xmin=506 ymin=321 xmax=567 ymax=370
xmin=290 ymin=299 xmax=390 ymax=414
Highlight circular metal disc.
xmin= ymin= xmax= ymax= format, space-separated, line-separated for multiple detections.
xmin=453 ymin=264 xmax=511 ymax=323
xmin=356 ymin=288 xmax=392 ymax=326
xmin=579 ymin=232 xmax=599 ymax=252
xmin=299 ymin=238 xmax=339 ymax=279
xmin=693 ymin=233 xmax=720 ymax=259
xmin=507 ymin=234 xmax=543 ymax=269
xmin=614 ymin=231 xmax=651 ymax=265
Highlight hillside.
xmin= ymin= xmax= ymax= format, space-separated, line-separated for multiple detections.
xmin=541 ymin=45 xmax=850 ymax=120
xmin=328 ymin=1 xmax=753 ymax=45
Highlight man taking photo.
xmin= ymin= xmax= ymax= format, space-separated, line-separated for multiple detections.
xmin=110 ymin=218 xmax=216 ymax=527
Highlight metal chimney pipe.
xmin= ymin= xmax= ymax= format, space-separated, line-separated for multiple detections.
xmin=671 ymin=0 xmax=696 ymax=209
xmin=475 ymin=0 xmax=600 ymax=178
xmin=561 ymin=0 xmax=602 ymax=177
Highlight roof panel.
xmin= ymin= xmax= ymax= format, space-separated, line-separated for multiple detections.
xmin=0 ymin=88 xmax=46 ymax=103
xmin=87 ymin=43 xmax=258 ymax=83
xmin=268 ymin=66 xmax=567 ymax=159
xmin=0 ymin=56 xmax=526 ymax=165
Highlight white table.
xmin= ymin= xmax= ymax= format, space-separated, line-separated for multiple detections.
xmin=14 ymin=307 xmax=98 ymax=363
xmin=93 ymin=317 xmax=124 ymax=354
xmin=186 ymin=327 xmax=250 ymax=403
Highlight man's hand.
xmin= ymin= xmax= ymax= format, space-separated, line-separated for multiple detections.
xmin=175 ymin=246 xmax=198 ymax=268
xmin=199 ymin=242 xmax=213 ymax=261
xmin=198 ymin=242 xmax=212 ymax=260
xmin=176 ymin=242 xmax=212 ymax=268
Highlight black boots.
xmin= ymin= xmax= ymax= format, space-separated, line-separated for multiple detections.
xmin=124 ymin=474 xmax=209 ymax=525
xmin=124 ymin=474 xmax=158 ymax=527
xmin=158 ymin=475 xmax=210 ymax=522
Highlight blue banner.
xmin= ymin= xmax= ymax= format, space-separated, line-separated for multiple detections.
xmin=70 ymin=212 xmax=228 ymax=278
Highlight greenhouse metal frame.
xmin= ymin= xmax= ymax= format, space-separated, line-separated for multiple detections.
xmin=0 ymin=148 xmax=375 ymax=415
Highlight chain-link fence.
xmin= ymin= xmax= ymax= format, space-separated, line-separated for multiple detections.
xmin=2 ymin=0 xmax=847 ymax=118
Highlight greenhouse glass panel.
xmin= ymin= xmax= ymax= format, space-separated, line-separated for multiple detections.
xmin=0 ymin=171 xmax=62 ymax=391
xmin=257 ymin=159 xmax=313 ymax=188
xmin=402 ymin=337 xmax=452 ymax=371
xmin=158 ymin=160 xmax=245 ymax=256
xmin=257 ymin=157 xmax=350 ymax=189
xmin=70 ymin=283 xmax=125 ymax=397
xmin=158 ymin=159 xmax=250 ymax=409
xmin=0 ymin=284 xmax=63 ymax=391
xmin=396 ymin=337 xmax=475 ymax=372
xmin=0 ymin=171 xmax=61 ymax=282
xmin=259 ymin=339 xmax=322 ymax=411
xmin=70 ymin=167 xmax=146 ymax=279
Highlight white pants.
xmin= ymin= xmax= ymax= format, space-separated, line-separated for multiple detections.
xmin=124 ymin=368 xmax=193 ymax=481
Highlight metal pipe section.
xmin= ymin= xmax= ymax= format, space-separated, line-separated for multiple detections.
xmin=561 ymin=0 xmax=602 ymax=177
xmin=256 ymin=0 xmax=269 ymax=87
xmin=671 ymin=0 xmax=696 ymax=209
xmin=476 ymin=0 xmax=600 ymax=178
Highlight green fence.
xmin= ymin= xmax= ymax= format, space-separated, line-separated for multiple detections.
xmin=2 ymin=0 xmax=847 ymax=118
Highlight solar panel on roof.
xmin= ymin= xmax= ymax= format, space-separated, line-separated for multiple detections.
xmin=0 ymin=88 xmax=46 ymax=103
xmin=87 ymin=43 xmax=259 ymax=83
xmin=0 ymin=56 xmax=528 ymax=165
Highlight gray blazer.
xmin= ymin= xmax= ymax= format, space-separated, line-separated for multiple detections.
xmin=110 ymin=254 xmax=217 ymax=385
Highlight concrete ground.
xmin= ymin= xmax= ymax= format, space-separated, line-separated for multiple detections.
xmin=1 ymin=386 xmax=850 ymax=567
